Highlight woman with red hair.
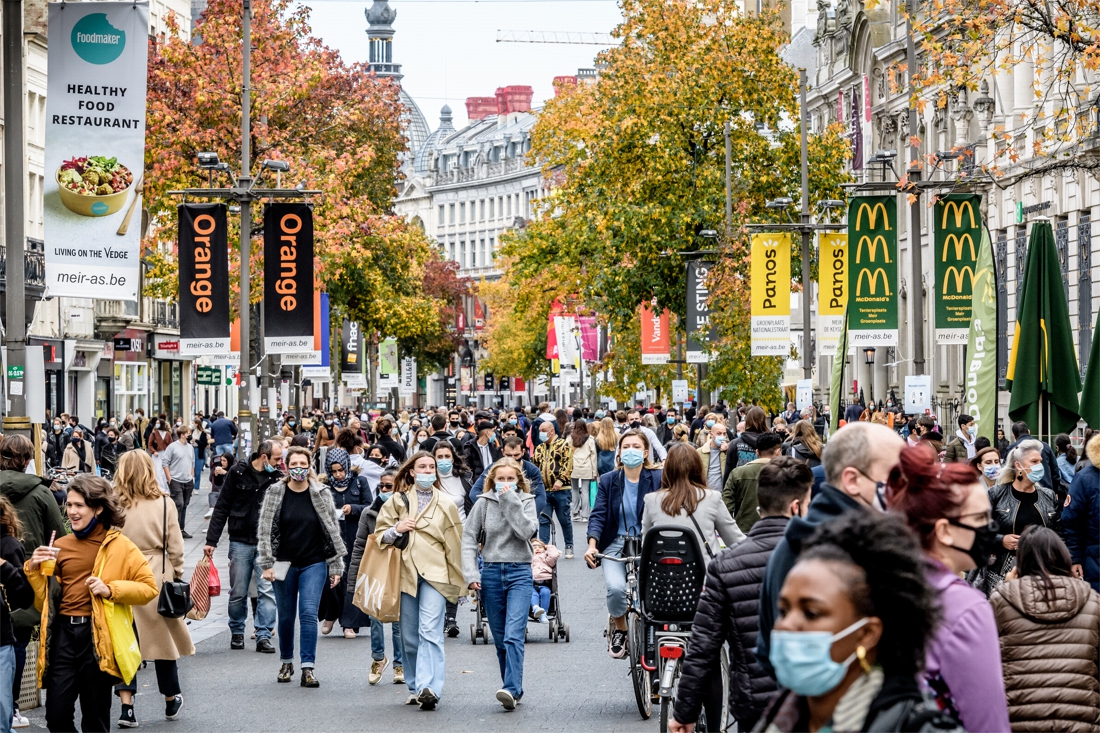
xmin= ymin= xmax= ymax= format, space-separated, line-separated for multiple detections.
xmin=885 ymin=443 xmax=1010 ymax=733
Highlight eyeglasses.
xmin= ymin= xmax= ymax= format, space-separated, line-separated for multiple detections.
xmin=952 ymin=510 xmax=993 ymax=526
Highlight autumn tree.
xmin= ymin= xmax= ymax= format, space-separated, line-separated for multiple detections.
xmin=489 ymin=0 xmax=849 ymax=405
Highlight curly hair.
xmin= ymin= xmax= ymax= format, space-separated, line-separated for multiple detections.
xmin=67 ymin=474 xmax=125 ymax=529
xmin=799 ymin=511 xmax=939 ymax=678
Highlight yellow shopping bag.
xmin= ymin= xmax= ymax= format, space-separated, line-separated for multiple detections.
xmin=101 ymin=598 xmax=141 ymax=684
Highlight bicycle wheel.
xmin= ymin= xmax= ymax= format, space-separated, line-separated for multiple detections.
xmin=659 ymin=696 xmax=672 ymax=733
xmin=628 ymin=613 xmax=652 ymax=719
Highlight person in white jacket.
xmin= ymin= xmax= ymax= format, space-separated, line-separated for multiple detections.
xmin=569 ymin=421 xmax=598 ymax=521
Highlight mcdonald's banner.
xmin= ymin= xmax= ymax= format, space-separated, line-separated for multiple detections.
xmin=847 ymin=196 xmax=898 ymax=346
xmin=639 ymin=302 xmax=670 ymax=364
xmin=963 ymin=228 xmax=997 ymax=441
xmin=750 ymin=233 xmax=791 ymax=356
xmin=817 ymin=233 xmax=848 ymax=356
xmin=934 ymin=194 xmax=983 ymax=344
xmin=263 ymin=203 xmax=314 ymax=354
xmin=178 ymin=204 xmax=230 ymax=355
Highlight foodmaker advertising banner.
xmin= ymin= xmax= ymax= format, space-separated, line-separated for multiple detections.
xmin=263 ymin=203 xmax=314 ymax=354
xmin=847 ymin=196 xmax=899 ymax=346
xmin=44 ymin=2 xmax=149 ymax=301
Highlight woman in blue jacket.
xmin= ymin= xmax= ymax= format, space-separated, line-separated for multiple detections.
xmin=583 ymin=429 xmax=662 ymax=659
xmin=319 ymin=448 xmax=372 ymax=638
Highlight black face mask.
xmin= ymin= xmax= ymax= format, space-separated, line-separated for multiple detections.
xmin=946 ymin=519 xmax=999 ymax=568
xmin=630 ymin=421 xmax=641 ymax=429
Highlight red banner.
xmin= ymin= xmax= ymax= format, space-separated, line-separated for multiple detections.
xmin=640 ymin=302 xmax=670 ymax=364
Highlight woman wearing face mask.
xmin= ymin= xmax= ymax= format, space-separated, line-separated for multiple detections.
xmin=347 ymin=469 xmax=405 ymax=686
xmin=693 ymin=413 xmax=722 ymax=448
xmin=430 ymin=441 xmax=470 ymax=638
xmin=318 ymin=448 xmax=371 ymax=639
xmin=584 ymin=430 xmax=663 ymax=659
xmin=885 ymin=443 xmax=1010 ymax=733
xmin=280 ymin=415 xmax=300 ymax=438
xmin=569 ymin=420 xmax=598 ymax=522
xmin=62 ymin=429 xmax=97 ymax=475
xmin=45 ymin=418 xmax=67 ymax=468
xmin=757 ymin=511 xmax=954 ymax=733
xmin=375 ymin=452 xmax=466 ymax=710
xmin=24 ymin=475 xmax=158 ymax=732
xmin=980 ymin=440 xmax=1062 ymax=596
xmin=147 ymin=416 xmax=173 ymax=492
xmin=971 ymin=446 xmax=1002 ymax=490
xmin=461 ymin=458 xmax=538 ymax=711
xmin=257 ymin=447 xmax=346 ymax=687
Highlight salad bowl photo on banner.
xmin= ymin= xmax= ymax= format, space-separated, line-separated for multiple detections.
xmin=43 ymin=2 xmax=149 ymax=301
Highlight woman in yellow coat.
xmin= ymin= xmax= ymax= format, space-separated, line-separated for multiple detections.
xmin=111 ymin=450 xmax=195 ymax=726
xmin=375 ymin=450 xmax=465 ymax=711
xmin=25 ymin=474 xmax=157 ymax=732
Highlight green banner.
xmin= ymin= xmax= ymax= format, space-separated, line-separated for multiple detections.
xmin=379 ymin=338 xmax=399 ymax=376
xmin=196 ymin=365 xmax=222 ymax=386
xmin=847 ymin=196 xmax=898 ymax=346
xmin=963 ymin=228 xmax=997 ymax=441
xmin=829 ymin=304 xmax=849 ymax=437
xmin=935 ymin=194 xmax=982 ymax=344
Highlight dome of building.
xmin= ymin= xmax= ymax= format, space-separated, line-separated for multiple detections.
xmin=401 ymin=88 xmax=431 ymax=157
xmin=365 ymin=0 xmax=396 ymax=30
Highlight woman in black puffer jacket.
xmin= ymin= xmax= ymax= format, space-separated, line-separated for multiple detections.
xmin=671 ymin=458 xmax=813 ymax=733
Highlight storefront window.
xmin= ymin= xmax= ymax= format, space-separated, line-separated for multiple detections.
xmin=95 ymin=378 xmax=109 ymax=419
xmin=114 ymin=364 xmax=147 ymax=419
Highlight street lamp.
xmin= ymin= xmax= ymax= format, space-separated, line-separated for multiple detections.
xmin=765 ymin=197 xmax=794 ymax=209
xmin=864 ymin=347 xmax=876 ymax=366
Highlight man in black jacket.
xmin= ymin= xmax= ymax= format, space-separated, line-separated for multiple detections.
xmin=464 ymin=420 xmax=502 ymax=479
xmin=755 ymin=422 xmax=903 ymax=676
xmin=203 ymin=440 xmax=283 ymax=652
xmin=670 ymin=457 xmax=813 ymax=733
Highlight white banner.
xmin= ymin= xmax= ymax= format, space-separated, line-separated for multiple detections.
xmin=44 ymin=2 xmax=148 ymax=300
xmin=796 ymin=378 xmax=813 ymax=411
xmin=343 ymin=373 xmax=367 ymax=389
xmin=671 ymin=379 xmax=689 ymax=403
xmin=399 ymin=357 xmax=416 ymax=397
xmin=904 ymin=375 xmax=932 ymax=413
xmin=817 ymin=315 xmax=845 ymax=356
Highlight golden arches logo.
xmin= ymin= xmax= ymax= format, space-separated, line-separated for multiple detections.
xmin=856 ymin=268 xmax=891 ymax=296
xmin=856 ymin=235 xmax=892 ymax=264
xmin=940 ymin=200 xmax=978 ymax=229
xmin=856 ymin=202 xmax=891 ymax=231
xmin=942 ymin=265 xmax=976 ymax=295
xmin=942 ymin=233 xmax=976 ymax=262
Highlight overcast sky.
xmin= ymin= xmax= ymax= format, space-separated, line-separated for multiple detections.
xmin=299 ymin=0 xmax=623 ymax=130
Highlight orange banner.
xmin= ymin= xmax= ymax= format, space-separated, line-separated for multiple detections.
xmin=640 ymin=302 xmax=670 ymax=365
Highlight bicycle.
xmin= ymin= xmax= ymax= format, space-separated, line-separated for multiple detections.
xmin=595 ymin=535 xmax=652 ymax=720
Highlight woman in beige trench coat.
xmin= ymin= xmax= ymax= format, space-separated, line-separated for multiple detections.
xmin=111 ymin=450 xmax=195 ymax=727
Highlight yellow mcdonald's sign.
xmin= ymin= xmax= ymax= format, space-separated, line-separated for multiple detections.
xmin=941 ymin=199 xmax=978 ymax=229
xmin=942 ymin=233 xmax=977 ymax=262
xmin=856 ymin=268 xmax=891 ymax=296
xmin=855 ymin=235 xmax=892 ymax=264
xmin=942 ymin=265 xmax=976 ymax=295
xmin=856 ymin=201 xmax=891 ymax=231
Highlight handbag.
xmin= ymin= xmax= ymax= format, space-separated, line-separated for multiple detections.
xmin=95 ymin=557 xmax=141 ymax=684
xmin=352 ymin=533 xmax=402 ymax=622
xmin=392 ymin=492 xmax=412 ymax=550
xmin=186 ymin=555 xmax=212 ymax=620
xmin=157 ymin=497 xmax=193 ymax=618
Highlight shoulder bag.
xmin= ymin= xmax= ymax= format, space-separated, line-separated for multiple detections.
xmin=157 ymin=497 xmax=194 ymax=618
xmin=392 ymin=492 xmax=412 ymax=550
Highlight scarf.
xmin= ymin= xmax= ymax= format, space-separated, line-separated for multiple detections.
xmin=326 ymin=448 xmax=352 ymax=489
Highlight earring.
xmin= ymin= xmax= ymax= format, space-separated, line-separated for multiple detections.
xmin=856 ymin=646 xmax=872 ymax=674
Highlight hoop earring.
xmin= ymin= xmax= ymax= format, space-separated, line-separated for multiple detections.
xmin=856 ymin=646 xmax=872 ymax=674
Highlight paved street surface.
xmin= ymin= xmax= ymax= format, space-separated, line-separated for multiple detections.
xmin=23 ymin=483 xmax=658 ymax=732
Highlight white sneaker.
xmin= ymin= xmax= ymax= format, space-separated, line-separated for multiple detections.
xmin=12 ymin=711 xmax=29 ymax=728
xmin=531 ymin=605 xmax=545 ymax=619
xmin=496 ymin=689 xmax=517 ymax=711
xmin=203 ymin=507 xmax=214 ymax=520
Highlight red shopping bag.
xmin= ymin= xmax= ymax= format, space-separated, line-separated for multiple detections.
xmin=208 ymin=562 xmax=221 ymax=597
xmin=187 ymin=556 xmax=212 ymax=620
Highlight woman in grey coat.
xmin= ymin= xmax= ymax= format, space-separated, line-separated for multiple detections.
xmin=461 ymin=457 xmax=538 ymax=711
xmin=258 ymin=446 xmax=346 ymax=688
xmin=641 ymin=443 xmax=744 ymax=557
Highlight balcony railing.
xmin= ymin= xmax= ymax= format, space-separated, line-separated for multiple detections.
xmin=0 ymin=238 xmax=46 ymax=287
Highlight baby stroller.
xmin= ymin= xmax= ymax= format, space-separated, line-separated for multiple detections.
xmin=470 ymin=519 xmax=570 ymax=644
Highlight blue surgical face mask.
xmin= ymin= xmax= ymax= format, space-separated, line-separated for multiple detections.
xmin=714 ymin=435 xmax=727 ymax=446
xmin=666 ymin=416 xmax=676 ymax=425
xmin=983 ymin=465 xmax=1000 ymax=479
xmin=595 ymin=411 xmax=605 ymax=420
xmin=1026 ymin=464 xmax=1045 ymax=485
xmin=509 ymin=419 xmax=517 ymax=425
xmin=496 ymin=481 xmax=517 ymax=493
xmin=263 ymin=461 xmax=276 ymax=473
xmin=967 ymin=425 xmax=977 ymax=437
xmin=415 ymin=473 xmax=436 ymax=489
xmin=769 ymin=618 xmax=869 ymax=697
xmin=379 ymin=492 xmax=393 ymax=502
xmin=705 ymin=419 xmax=715 ymax=429
xmin=621 ymin=448 xmax=645 ymax=468
xmin=437 ymin=459 xmax=453 ymax=475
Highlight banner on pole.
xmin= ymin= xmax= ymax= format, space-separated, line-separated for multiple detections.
xmin=263 ymin=203 xmax=314 ymax=353
xmin=750 ymin=233 xmax=791 ymax=356
xmin=399 ymin=357 xmax=417 ymax=397
xmin=934 ymin=194 xmax=982 ymax=344
xmin=964 ymin=228 xmax=997 ymax=440
xmin=817 ymin=233 xmax=848 ymax=356
xmin=671 ymin=379 xmax=689 ymax=403
xmin=796 ymin=378 xmax=813 ymax=411
xmin=847 ymin=196 xmax=898 ymax=346
xmin=178 ymin=204 xmax=230 ymax=354
xmin=44 ymin=2 xmax=149 ymax=300
xmin=686 ymin=261 xmax=717 ymax=363
xmin=378 ymin=338 xmax=399 ymax=389
xmin=341 ymin=319 xmax=363 ymax=373
xmin=640 ymin=302 xmax=670 ymax=364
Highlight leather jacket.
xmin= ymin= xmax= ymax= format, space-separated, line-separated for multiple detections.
xmin=987 ymin=481 xmax=1062 ymax=575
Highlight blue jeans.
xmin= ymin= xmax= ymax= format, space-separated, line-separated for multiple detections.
xmin=0 ymin=645 xmax=13 ymax=733
xmin=481 ymin=562 xmax=533 ymax=698
xmin=273 ymin=561 xmax=327 ymax=668
xmin=544 ymin=490 xmax=573 ymax=545
xmin=531 ymin=584 xmax=551 ymax=610
xmin=602 ymin=536 xmax=629 ymax=618
xmin=215 ymin=442 xmax=234 ymax=457
xmin=370 ymin=618 xmax=404 ymax=665
xmin=400 ymin=576 xmax=447 ymax=697
xmin=193 ymin=451 xmax=205 ymax=492
xmin=227 ymin=541 xmax=276 ymax=640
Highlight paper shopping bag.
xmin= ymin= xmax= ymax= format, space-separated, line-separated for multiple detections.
xmin=186 ymin=555 xmax=212 ymax=621
xmin=352 ymin=535 xmax=402 ymax=623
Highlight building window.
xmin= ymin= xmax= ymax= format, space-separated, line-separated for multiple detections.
xmin=438 ymin=205 xmax=445 ymax=226
xmin=449 ymin=239 xmax=456 ymax=263
xmin=1014 ymin=226 xmax=1027 ymax=311
xmin=1079 ymin=212 xmax=1093 ymax=378
xmin=506 ymin=196 xmax=511 ymax=217
xmin=480 ymin=238 xmax=486 ymax=267
xmin=1055 ymin=217 xmax=1069 ymax=302
xmin=490 ymin=236 xmax=496 ymax=263
xmin=460 ymin=203 xmax=466 ymax=224
xmin=489 ymin=198 xmax=494 ymax=219
xmin=449 ymin=203 xmax=455 ymax=224
xmin=460 ymin=240 xmax=466 ymax=269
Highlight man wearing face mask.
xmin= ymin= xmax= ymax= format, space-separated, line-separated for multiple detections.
xmin=465 ymin=421 xmax=502 ymax=480
xmin=671 ymin=458 xmax=814 ymax=733
xmin=756 ymin=422 xmax=903 ymax=676
xmin=45 ymin=419 xmax=68 ymax=468
xmin=204 ymin=440 xmax=284 ymax=653
xmin=625 ymin=410 xmax=667 ymax=462
xmin=943 ymin=414 xmax=978 ymax=463
xmin=697 ymin=422 xmax=730 ymax=492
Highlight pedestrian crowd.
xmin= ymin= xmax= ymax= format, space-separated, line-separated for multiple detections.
xmin=0 ymin=398 xmax=1094 ymax=731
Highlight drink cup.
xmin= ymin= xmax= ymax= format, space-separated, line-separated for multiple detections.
xmin=39 ymin=546 xmax=59 ymax=576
